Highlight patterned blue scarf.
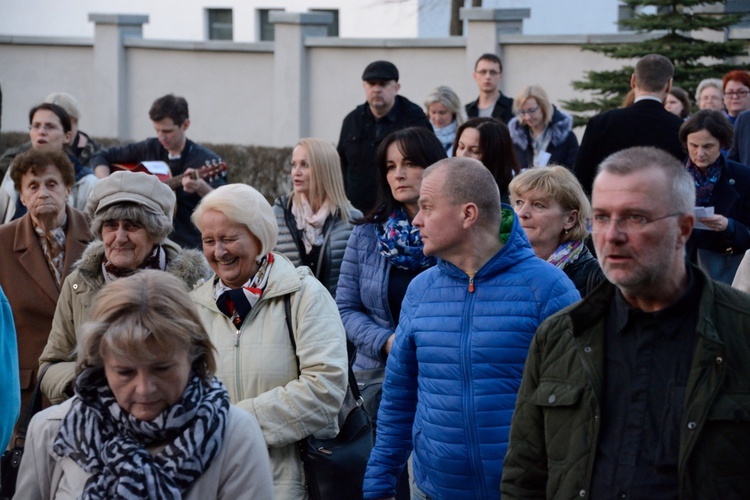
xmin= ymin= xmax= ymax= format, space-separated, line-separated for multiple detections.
xmin=375 ymin=207 xmax=435 ymax=271
xmin=686 ymin=156 xmax=723 ymax=206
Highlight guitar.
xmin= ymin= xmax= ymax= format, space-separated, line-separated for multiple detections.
xmin=111 ymin=159 xmax=228 ymax=190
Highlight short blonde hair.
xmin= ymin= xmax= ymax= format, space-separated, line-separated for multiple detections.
xmin=509 ymin=165 xmax=591 ymax=242
xmin=78 ymin=270 xmax=216 ymax=383
xmin=293 ymin=138 xmax=352 ymax=222
xmin=424 ymin=86 xmax=466 ymax=126
xmin=192 ymin=183 xmax=278 ymax=259
xmin=513 ymin=85 xmax=554 ymax=128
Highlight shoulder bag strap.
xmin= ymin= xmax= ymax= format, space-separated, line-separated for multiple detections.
xmin=283 ymin=294 xmax=362 ymax=400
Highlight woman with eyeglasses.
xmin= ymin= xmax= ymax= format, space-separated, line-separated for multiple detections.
xmin=695 ymin=78 xmax=725 ymax=112
xmin=679 ymin=110 xmax=750 ymax=283
xmin=509 ymin=165 xmax=604 ymax=297
xmin=508 ymin=84 xmax=579 ymax=170
xmin=0 ymin=103 xmax=97 ymax=223
xmin=722 ymin=70 xmax=750 ymax=125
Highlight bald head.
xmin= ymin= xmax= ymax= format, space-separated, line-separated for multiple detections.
xmin=424 ymin=157 xmax=502 ymax=226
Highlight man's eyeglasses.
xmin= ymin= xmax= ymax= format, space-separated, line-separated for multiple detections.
xmin=475 ymin=70 xmax=500 ymax=77
xmin=587 ymin=213 xmax=682 ymax=234
xmin=29 ymin=123 xmax=62 ymax=132
xmin=725 ymin=89 xmax=749 ymax=99
xmin=517 ymin=107 xmax=539 ymax=116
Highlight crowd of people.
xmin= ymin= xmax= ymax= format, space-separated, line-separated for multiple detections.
xmin=2 ymin=51 xmax=750 ymax=499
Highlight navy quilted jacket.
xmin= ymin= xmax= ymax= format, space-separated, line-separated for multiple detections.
xmin=363 ymin=208 xmax=580 ymax=499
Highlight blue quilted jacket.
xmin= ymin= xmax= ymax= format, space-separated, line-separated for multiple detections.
xmin=337 ymin=223 xmax=436 ymax=370
xmin=363 ymin=208 xmax=580 ymax=499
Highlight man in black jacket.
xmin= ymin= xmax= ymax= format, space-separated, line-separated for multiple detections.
xmin=464 ymin=53 xmax=514 ymax=124
xmin=574 ymin=54 xmax=685 ymax=195
xmin=91 ymin=94 xmax=224 ymax=249
xmin=337 ymin=60 xmax=432 ymax=213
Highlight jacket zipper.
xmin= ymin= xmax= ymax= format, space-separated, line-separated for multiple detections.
xmin=460 ymin=285 xmax=483 ymax=496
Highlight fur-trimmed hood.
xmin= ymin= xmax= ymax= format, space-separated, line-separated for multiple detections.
xmin=509 ymin=106 xmax=574 ymax=151
xmin=74 ymin=238 xmax=211 ymax=288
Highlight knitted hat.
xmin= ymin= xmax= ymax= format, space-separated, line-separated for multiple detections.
xmin=86 ymin=171 xmax=176 ymax=219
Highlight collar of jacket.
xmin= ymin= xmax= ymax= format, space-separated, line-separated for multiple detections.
xmin=508 ymin=106 xmax=573 ymax=151
xmin=192 ymin=251 xmax=306 ymax=314
xmin=436 ymin=205 xmax=536 ymax=282
xmin=567 ymin=263 xmax=725 ymax=347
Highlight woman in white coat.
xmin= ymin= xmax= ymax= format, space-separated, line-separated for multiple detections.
xmin=190 ymin=183 xmax=349 ymax=499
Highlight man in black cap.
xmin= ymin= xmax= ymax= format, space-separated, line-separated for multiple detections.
xmin=337 ymin=60 xmax=432 ymax=213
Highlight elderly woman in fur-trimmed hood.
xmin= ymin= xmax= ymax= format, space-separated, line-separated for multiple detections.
xmin=508 ymin=84 xmax=579 ymax=170
xmin=39 ymin=171 xmax=211 ymax=404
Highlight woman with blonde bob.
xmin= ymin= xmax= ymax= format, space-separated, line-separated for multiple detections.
xmin=274 ymin=138 xmax=361 ymax=296
xmin=16 ymin=271 xmax=274 ymax=499
xmin=424 ymin=85 xmax=466 ymax=155
xmin=191 ymin=183 xmax=348 ymax=499
xmin=509 ymin=166 xmax=603 ymax=296
xmin=508 ymin=84 xmax=579 ymax=169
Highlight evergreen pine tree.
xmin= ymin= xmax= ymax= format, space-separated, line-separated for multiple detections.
xmin=563 ymin=0 xmax=749 ymax=125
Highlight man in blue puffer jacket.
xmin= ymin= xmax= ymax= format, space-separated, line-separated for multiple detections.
xmin=363 ymin=157 xmax=580 ymax=499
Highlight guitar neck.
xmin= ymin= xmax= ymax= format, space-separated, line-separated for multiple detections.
xmin=165 ymin=172 xmax=192 ymax=190
xmin=165 ymin=161 xmax=227 ymax=190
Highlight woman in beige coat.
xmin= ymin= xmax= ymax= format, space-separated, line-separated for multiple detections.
xmin=15 ymin=271 xmax=274 ymax=499
xmin=191 ymin=183 xmax=349 ymax=499
xmin=39 ymin=171 xmax=211 ymax=404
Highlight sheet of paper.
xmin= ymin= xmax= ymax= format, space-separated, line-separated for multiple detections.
xmin=537 ymin=151 xmax=552 ymax=167
xmin=139 ymin=161 xmax=171 ymax=176
xmin=693 ymin=206 xmax=714 ymax=230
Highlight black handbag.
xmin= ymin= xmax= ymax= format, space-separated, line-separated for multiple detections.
xmin=1 ymin=365 xmax=49 ymax=500
xmin=353 ymin=367 xmax=385 ymax=431
xmin=284 ymin=295 xmax=374 ymax=500
xmin=696 ymin=247 xmax=744 ymax=285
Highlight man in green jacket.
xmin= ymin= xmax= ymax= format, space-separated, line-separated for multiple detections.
xmin=502 ymin=146 xmax=750 ymax=498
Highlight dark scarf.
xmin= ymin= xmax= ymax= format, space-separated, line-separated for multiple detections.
xmin=375 ymin=207 xmax=435 ymax=271
xmin=102 ymin=245 xmax=167 ymax=281
xmin=214 ymin=253 xmax=274 ymax=328
xmin=686 ymin=156 xmax=723 ymax=206
xmin=53 ymin=368 xmax=230 ymax=499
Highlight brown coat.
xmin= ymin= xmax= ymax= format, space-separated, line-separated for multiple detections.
xmin=0 ymin=206 xmax=91 ymax=415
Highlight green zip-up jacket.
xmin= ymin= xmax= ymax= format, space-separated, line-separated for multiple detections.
xmin=501 ymin=266 xmax=750 ymax=499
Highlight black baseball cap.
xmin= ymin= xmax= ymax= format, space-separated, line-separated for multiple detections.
xmin=362 ymin=60 xmax=399 ymax=82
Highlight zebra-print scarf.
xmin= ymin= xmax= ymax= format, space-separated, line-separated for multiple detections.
xmin=53 ymin=368 xmax=230 ymax=499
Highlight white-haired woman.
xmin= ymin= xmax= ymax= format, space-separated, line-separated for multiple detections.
xmin=424 ymin=85 xmax=466 ymax=155
xmin=508 ymin=84 xmax=579 ymax=170
xmin=39 ymin=171 xmax=211 ymax=404
xmin=16 ymin=271 xmax=274 ymax=498
xmin=696 ymin=78 xmax=725 ymax=112
xmin=190 ymin=183 xmax=348 ymax=499
xmin=273 ymin=138 xmax=361 ymax=297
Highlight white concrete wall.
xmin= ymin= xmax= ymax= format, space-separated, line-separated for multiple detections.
xmin=0 ymin=0 xmax=624 ymax=41
xmin=1 ymin=10 xmax=740 ymax=149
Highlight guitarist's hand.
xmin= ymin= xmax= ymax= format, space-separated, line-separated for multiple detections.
xmin=182 ymin=169 xmax=213 ymax=197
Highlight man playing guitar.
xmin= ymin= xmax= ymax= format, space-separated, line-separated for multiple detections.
xmin=91 ymin=94 xmax=225 ymax=249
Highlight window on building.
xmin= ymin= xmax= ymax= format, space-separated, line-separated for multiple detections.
xmin=310 ymin=9 xmax=339 ymax=37
xmin=617 ymin=2 xmax=672 ymax=31
xmin=208 ymin=9 xmax=233 ymax=40
xmin=617 ymin=3 xmax=635 ymax=31
xmin=259 ymin=8 xmax=284 ymax=41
